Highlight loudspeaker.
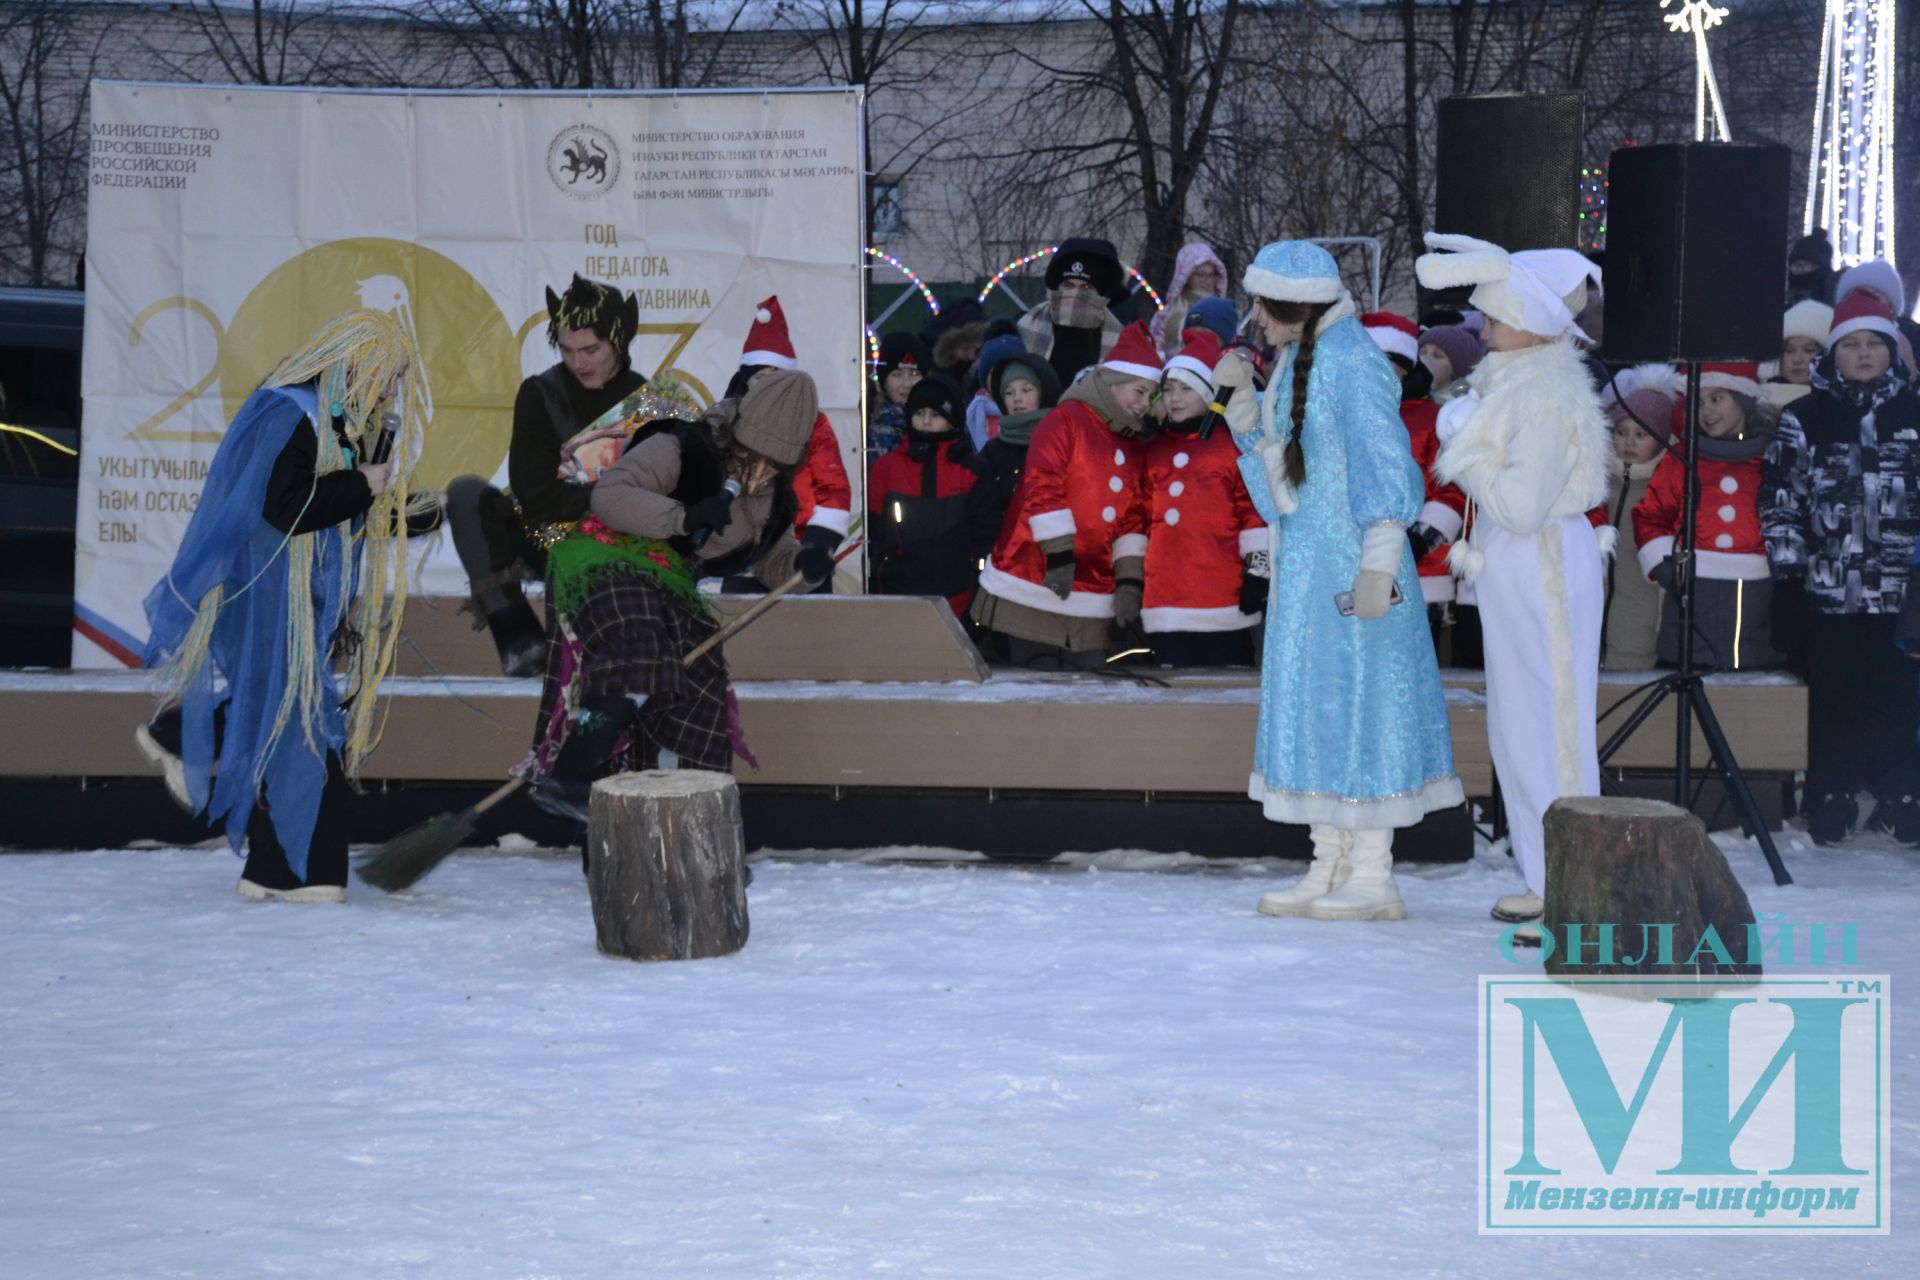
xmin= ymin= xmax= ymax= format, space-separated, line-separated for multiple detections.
xmin=1602 ymin=143 xmax=1790 ymax=363
xmin=1435 ymin=94 xmax=1584 ymax=252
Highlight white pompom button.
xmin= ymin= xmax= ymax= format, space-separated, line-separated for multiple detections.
xmin=1173 ymin=452 xmax=1190 ymax=468
xmin=1166 ymin=508 xmax=1182 ymax=526
xmin=1714 ymin=534 xmax=1734 ymax=548
xmin=1101 ymin=506 xmax=1117 ymax=522
xmin=1108 ymin=476 xmax=1123 ymax=492
xmin=1113 ymin=448 xmax=1127 ymax=465
xmin=1719 ymin=476 xmax=1738 ymax=494
xmin=1169 ymin=481 xmax=1185 ymax=497
xmin=1717 ymin=504 xmax=1736 ymax=522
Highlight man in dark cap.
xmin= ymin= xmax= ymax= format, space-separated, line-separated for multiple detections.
xmin=446 ymin=274 xmax=663 ymax=675
xmin=1016 ymin=237 xmax=1128 ymax=386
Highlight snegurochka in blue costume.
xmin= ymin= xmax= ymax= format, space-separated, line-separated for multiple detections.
xmin=138 ymin=309 xmax=440 ymax=903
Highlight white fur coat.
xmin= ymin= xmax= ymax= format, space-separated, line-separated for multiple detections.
xmin=1432 ymin=338 xmax=1611 ymax=578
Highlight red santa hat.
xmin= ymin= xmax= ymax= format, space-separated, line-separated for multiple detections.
xmin=1163 ymin=329 xmax=1223 ymax=397
xmin=1828 ymin=291 xmax=1901 ymax=347
xmin=1697 ymin=362 xmax=1760 ymax=398
xmin=1101 ymin=320 xmax=1163 ymax=381
xmin=741 ymin=295 xmax=799 ymax=369
xmin=1361 ymin=311 xmax=1420 ymax=364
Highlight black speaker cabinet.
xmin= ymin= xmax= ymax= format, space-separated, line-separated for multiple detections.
xmin=1435 ymin=94 xmax=1584 ymax=251
xmin=1602 ymin=143 xmax=1790 ymax=363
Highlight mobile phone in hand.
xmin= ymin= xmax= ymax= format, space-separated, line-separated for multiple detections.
xmin=1334 ymin=581 xmax=1405 ymax=616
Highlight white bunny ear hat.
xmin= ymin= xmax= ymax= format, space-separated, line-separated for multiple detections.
xmin=1415 ymin=232 xmax=1604 ymax=342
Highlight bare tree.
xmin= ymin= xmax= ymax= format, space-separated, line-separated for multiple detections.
xmin=149 ymin=1 xmax=364 ymax=86
xmin=405 ymin=0 xmax=754 ymax=91
xmin=0 ymin=0 xmax=102 ymax=287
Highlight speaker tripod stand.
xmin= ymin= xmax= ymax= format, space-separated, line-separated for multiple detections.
xmin=1597 ymin=363 xmax=1793 ymax=886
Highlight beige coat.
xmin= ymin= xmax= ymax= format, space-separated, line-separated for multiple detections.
xmin=590 ymin=432 xmax=803 ymax=589
xmin=1601 ymin=460 xmax=1661 ymax=669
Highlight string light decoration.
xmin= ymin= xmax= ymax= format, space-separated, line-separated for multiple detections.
xmin=1805 ymin=0 xmax=1898 ymax=273
xmin=864 ymin=326 xmax=881 ymax=368
xmin=1577 ymin=163 xmax=1611 ymax=253
xmin=1125 ymin=267 xmax=1167 ymax=312
xmin=976 ymin=246 xmax=1059 ymax=304
xmin=1660 ymin=1 xmax=1733 ymax=142
xmin=864 ymin=247 xmax=940 ymax=315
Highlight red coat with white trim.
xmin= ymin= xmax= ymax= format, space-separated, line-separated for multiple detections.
xmin=1403 ymin=397 xmax=1467 ymax=602
xmin=978 ymin=399 xmax=1147 ymax=617
xmin=1632 ymin=447 xmax=1767 ymax=581
xmin=1140 ymin=428 xmax=1264 ymax=632
xmin=792 ymin=412 xmax=852 ymax=539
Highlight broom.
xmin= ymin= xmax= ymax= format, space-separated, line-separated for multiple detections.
xmin=357 ymin=529 xmax=862 ymax=891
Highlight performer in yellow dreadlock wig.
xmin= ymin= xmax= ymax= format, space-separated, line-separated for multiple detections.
xmin=139 ymin=307 xmax=442 ymax=902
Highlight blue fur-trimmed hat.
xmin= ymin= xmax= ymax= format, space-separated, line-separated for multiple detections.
xmin=1242 ymin=240 xmax=1345 ymax=305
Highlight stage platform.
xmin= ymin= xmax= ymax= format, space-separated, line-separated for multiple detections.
xmin=0 ymin=595 xmax=1807 ymax=858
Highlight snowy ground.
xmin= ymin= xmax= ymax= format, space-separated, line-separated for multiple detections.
xmin=1 ymin=833 xmax=1913 ymax=1277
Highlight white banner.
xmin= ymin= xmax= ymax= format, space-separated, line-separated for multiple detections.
xmin=76 ymin=82 xmax=865 ymax=667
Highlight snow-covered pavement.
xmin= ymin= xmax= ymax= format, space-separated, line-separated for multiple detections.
xmin=1 ymin=836 xmax=1912 ymax=1277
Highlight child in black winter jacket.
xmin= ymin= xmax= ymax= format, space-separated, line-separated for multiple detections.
xmin=1762 ymin=292 xmax=1920 ymax=846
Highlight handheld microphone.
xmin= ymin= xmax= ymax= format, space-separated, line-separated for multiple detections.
xmin=688 ymin=477 xmax=743 ymax=549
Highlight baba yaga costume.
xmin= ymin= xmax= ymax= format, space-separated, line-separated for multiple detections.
xmin=1221 ymin=242 xmax=1460 ymax=922
xmin=447 ymin=276 xmax=664 ymax=676
xmin=141 ymin=310 xmax=434 ymax=902
xmin=1415 ymin=234 xmax=1611 ymax=927
xmin=517 ymin=369 xmax=833 ymax=821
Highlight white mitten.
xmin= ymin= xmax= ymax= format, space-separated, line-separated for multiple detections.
xmin=1435 ymin=391 xmax=1481 ymax=445
xmin=1349 ymin=569 xmax=1396 ymax=620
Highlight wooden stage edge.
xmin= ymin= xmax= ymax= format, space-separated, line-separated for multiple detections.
xmin=0 ymin=667 xmax=1807 ymax=799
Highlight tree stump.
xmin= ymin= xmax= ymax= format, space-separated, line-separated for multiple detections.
xmin=587 ymin=770 xmax=750 ymax=962
xmin=1543 ymin=795 xmax=1759 ymax=981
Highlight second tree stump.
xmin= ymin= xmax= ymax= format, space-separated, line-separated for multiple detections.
xmin=1543 ymin=795 xmax=1760 ymax=980
xmin=586 ymin=770 xmax=750 ymax=962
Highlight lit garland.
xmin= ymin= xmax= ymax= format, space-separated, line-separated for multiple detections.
xmin=1126 ymin=267 xmax=1166 ymax=312
xmin=1578 ymin=161 xmax=1612 ymax=253
xmin=977 ymin=245 xmax=1059 ymax=304
xmin=864 ymin=326 xmax=881 ymax=367
xmin=1805 ymin=0 xmax=1898 ymax=275
xmin=864 ymin=246 xmax=940 ymax=315
xmin=1661 ymin=1 xmax=1733 ymax=142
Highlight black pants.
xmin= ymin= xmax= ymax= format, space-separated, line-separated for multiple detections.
xmin=446 ymin=476 xmax=547 ymax=643
xmin=1148 ymin=630 xmax=1253 ymax=668
xmin=1804 ymin=613 xmax=1920 ymax=802
xmin=243 ymin=753 xmax=352 ymax=890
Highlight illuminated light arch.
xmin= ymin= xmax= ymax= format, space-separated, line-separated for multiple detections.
xmin=864 ymin=247 xmax=940 ymax=315
xmin=1805 ymin=0 xmax=1899 ymax=275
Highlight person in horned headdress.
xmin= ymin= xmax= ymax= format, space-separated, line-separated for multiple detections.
xmin=137 ymin=309 xmax=436 ymax=902
xmin=446 ymin=274 xmax=672 ymax=675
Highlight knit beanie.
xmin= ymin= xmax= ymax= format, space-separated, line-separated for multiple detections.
xmin=903 ymin=372 xmax=962 ymax=432
xmin=876 ymin=331 xmax=931 ymax=385
xmin=1781 ymin=300 xmax=1833 ymax=348
xmin=733 ymin=368 xmax=818 ymax=465
xmin=1834 ymin=259 xmax=1907 ymax=317
xmin=1046 ymin=238 xmax=1125 ymax=301
xmin=1183 ymin=297 xmax=1240 ymax=345
xmin=1420 ymin=324 xmax=1485 ymax=379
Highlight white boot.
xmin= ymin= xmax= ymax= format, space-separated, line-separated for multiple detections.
xmin=1256 ymin=825 xmax=1350 ymax=917
xmin=1491 ymin=888 xmax=1544 ymax=923
xmin=1306 ymin=828 xmax=1406 ymax=921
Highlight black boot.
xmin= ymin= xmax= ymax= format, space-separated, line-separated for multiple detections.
xmin=1806 ymin=793 xmax=1859 ymax=846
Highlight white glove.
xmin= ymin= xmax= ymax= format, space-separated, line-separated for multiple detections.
xmin=1349 ymin=569 xmax=1396 ymax=620
xmin=1212 ymin=350 xmax=1255 ymax=391
xmin=1435 ymin=391 xmax=1481 ymax=446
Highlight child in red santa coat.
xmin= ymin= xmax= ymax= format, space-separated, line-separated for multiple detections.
xmin=1632 ymin=362 xmax=1784 ymax=671
xmin=1141 ymin=329 xmax=1266 ymax=667
xmin=721 ymin=297 xmax=853 ymax=568
xmin=970 ymin=321 xmax=1160 ymax=669
xmin=1363 ymin=312 xmax=1468 ymax=621
xmin=867 ymin=373 xmax=981 ymax=619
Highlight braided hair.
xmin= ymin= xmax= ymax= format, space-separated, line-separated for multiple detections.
xmin=1256 ymin=297 xmax=1333 ymax=488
